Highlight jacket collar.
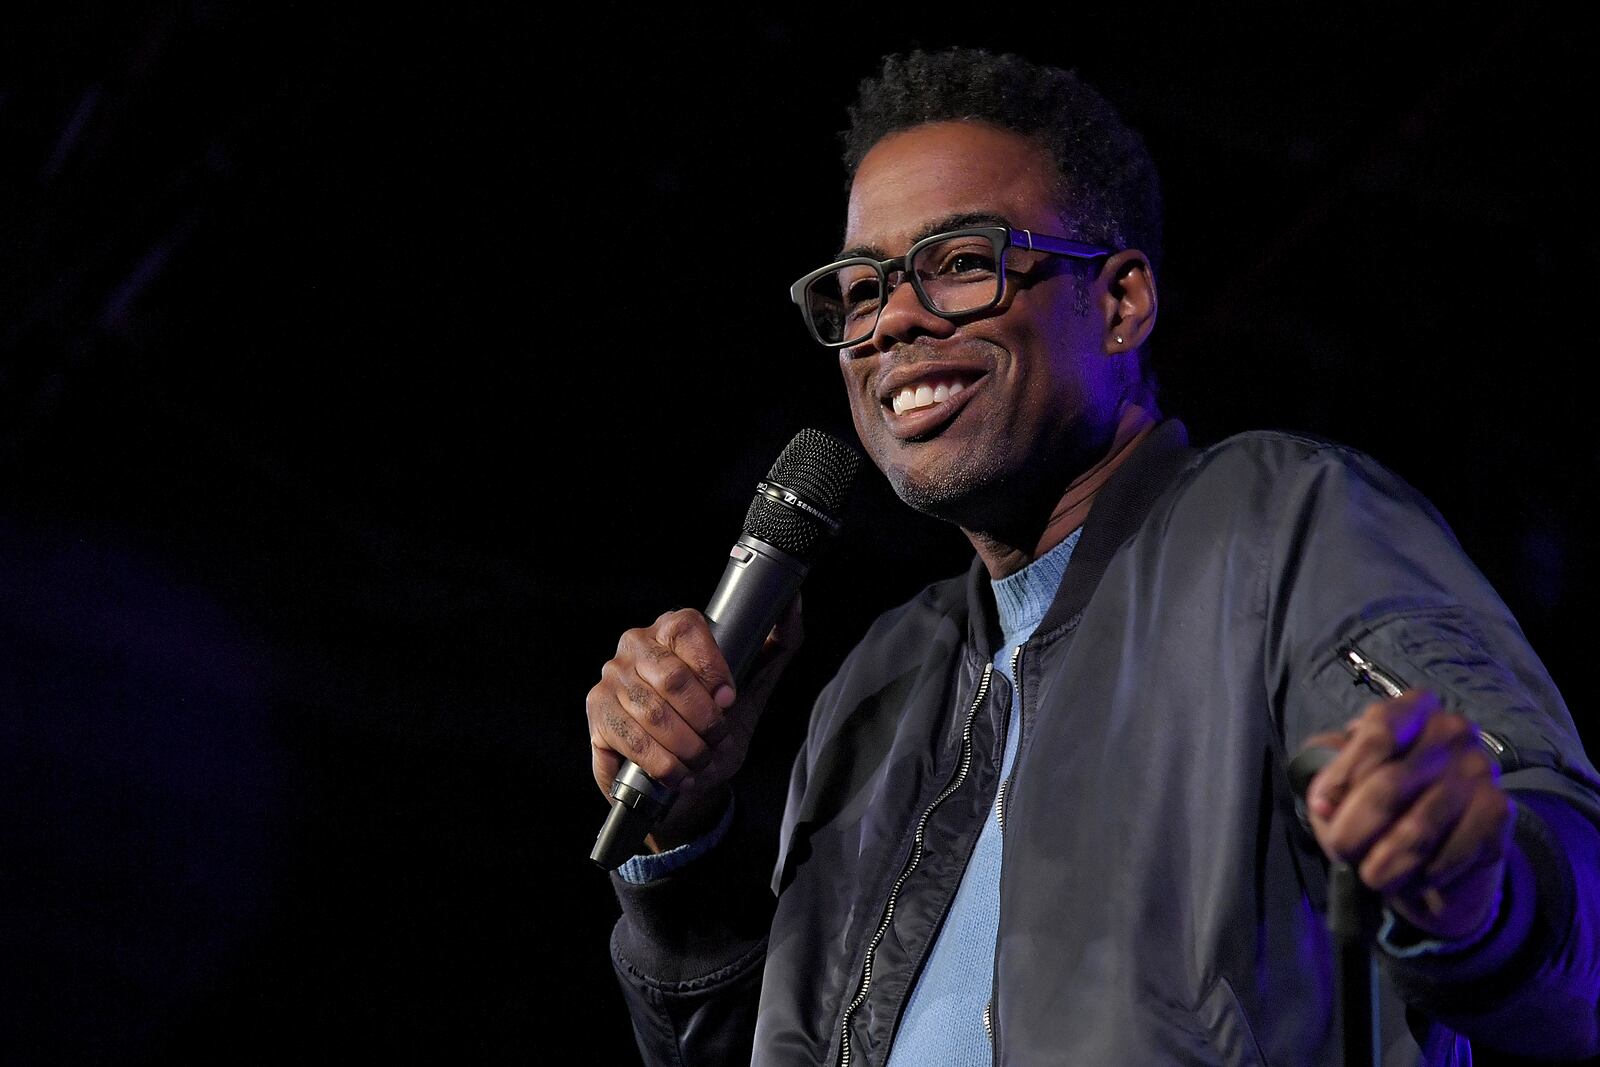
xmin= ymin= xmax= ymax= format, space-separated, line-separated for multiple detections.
xmin=962 ymin=419 xmax=1198 ymax=655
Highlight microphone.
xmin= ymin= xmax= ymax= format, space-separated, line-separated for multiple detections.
xmin=590 ymin=428 xmax=861 ymax=870
xmin=1288 ymin=744 xmax=1381 ymax=1067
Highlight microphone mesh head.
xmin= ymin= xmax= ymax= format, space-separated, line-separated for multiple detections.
xmin=742 ymin=428 xmax=861 ymax=560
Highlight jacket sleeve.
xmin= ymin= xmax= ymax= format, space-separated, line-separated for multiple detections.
xmin=608 ymin=795 xmax=779 ymax=1066
xmin=1261 ymin=439 xmax=1600 ymax=1060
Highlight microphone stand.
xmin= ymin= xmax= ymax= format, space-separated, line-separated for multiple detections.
xmin=1328 ymin=861 xmax=1382 ymax=1067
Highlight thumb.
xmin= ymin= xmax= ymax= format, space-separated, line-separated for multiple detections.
xmin=735 ymin=594 xmax=805 ymax=717
xmin=768 ymin=592 xmax=805 ymax=653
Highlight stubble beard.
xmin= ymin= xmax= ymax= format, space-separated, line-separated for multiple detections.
xmin=880 ymin=429 xmax=1060 ymax=540
xmin=879 ymin=418 xmax=1105 ymax=547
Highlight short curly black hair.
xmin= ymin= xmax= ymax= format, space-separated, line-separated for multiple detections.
xmin=844 ymin=48 xmax=1163 ymax=274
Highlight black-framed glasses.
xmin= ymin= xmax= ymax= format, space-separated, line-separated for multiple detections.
xmin=789 ymin=226 xmax=1111 ymax=348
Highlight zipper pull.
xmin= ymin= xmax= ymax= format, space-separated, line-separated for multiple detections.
xmin=1336 ymin=644 xmax=1406 ymax=699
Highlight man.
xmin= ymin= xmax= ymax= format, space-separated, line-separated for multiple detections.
xmin=586 ymin=50 xmax=1600 ymax=1064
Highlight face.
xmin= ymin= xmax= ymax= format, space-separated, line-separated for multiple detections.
xmin=839 ymin=121 xmax=1132 ymax=532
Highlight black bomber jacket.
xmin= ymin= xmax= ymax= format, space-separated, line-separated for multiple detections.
xmin=610 ymin=422 xmax=1600 ymax=1065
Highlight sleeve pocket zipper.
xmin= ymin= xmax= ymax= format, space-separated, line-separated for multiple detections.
xmin=1335 ymin=643 xmax=1512 ymax=770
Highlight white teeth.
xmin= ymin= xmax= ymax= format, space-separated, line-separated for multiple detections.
xmin=889 ymin=378 xmax=970 ymax=415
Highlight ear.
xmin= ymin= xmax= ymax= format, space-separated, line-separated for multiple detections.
xmin=1097 ymin=249 xmax=1157 ymax=355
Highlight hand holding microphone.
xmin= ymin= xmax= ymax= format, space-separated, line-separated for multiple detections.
xmin=1295 ymin=690 xmax=1511 ymax=941
xmin=587 ymin=430 xmax=860 ymax=869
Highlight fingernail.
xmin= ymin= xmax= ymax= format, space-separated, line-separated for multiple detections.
xmin=714 ymin=685 xmax=736 ymax=708
xmin=1309 ymin=787 xmax=1337 ymax=817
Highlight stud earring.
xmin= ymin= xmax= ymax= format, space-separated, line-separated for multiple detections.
xmin=1113 ymin=334 xmax=1125 ymax=345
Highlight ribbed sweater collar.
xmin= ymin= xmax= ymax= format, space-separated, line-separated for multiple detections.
xmin=991 ymin=527 xmax=1081 ymax=648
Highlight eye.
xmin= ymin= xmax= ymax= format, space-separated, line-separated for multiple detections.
xmin=942 ymin=251 xmax=996 ymax=275
xmin=842 ymin=276 xmax=882 ymax=319
xmin=915 ymin=238 xmax=998 ymax=279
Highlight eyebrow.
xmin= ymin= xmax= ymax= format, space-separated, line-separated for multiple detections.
xmin=837 ymin=211 xmax=1012 ymax=261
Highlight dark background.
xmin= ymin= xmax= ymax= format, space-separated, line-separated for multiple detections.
xmin=2 ymin=5 xmax=1594 ymax=1064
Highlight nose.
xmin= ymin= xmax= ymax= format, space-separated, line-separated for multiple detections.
xmin=865 ymin=271 xmax=956 ymax=352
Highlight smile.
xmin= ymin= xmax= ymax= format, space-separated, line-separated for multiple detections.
xmin=890 ymin=378 xmax=968 ymax=415
xmin=876 ymin=365 xmax=987 ymax=439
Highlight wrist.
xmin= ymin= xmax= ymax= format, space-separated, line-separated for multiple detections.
xmin=647 ymin=784 xmax=732 ymax=854
xmin=617 ymin=790 xmax=736 ymax=885
xmin=1380 ymin=876 xmax=1504 ymax=958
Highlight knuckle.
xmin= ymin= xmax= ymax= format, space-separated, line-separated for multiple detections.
xmin=687 ymin=647 xmax=728 ymax=685
xmin=656 ymin=607 xmax=702 ymax=638
xmin=603 ymin=706 xmax=646 ymax=757
xmin=622 ymin=725 xmax=655 ymax=760
xmin=659 ymin=662 xmax=696 ymax=697
xmin=1347 ymin=711 xmax=1396 ymax=750
xmin=585 ymin=682 xmax=612 ymax=725
xmin=1392 ymin=812 xmax=1434 ymax=850
xmin=617 ymin=626 xmax=649 ymax=656
xmin=1362 ymin=768 xmax=1403 ymax=812
xmin=625 ymin=682 xmax=672 ymax=730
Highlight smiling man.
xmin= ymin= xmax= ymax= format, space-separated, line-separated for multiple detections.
xmin=587 ymin=50 xmax=1600 ymax=1065
xmin=821 ymin=117 xmax=1159 ymax=579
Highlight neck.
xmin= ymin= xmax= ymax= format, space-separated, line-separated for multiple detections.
xmin=967 ymin=402 xmax=1159 ymax=579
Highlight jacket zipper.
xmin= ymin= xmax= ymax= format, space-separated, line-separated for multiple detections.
xmin=1336 ymin=643 xmax=1510 ymax=766
xmin=994 ymin=645 xmax=1024 ymax=836
xmin=987 ymin=645 xmax=1024 ymax=1057
xmin=838 ymin=661 xmax=996 ymax=1067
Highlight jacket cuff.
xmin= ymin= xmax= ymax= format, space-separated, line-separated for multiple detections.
xmin=1382 ymin=793 xmax=1573 ymax=1001
xmin=610 ymin=793 xmax=777 ymax=990
xmin=1376 ymin=882 xmax=1503 ymax=959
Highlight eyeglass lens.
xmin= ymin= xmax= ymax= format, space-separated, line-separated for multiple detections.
xmin=805 ymin=233 xmax=1005 ymax=345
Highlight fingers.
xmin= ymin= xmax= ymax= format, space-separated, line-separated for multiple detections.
xmin=587 ymin=609 xmax=734 ymax=792
xmin=587 ymin=602 xmax=805 ymax=804
xmin=1312 ymin=699 xmax=1491 ymax=864
xmin=1315 ymin=714 xmax=1475 ymax=861
xmin=587 ymin=670 xmax=693 ymax=790
xmin=1300 ymin=689 xmax=1512 ymax=939
xmin=1352 ymin=773 xmax=1472 ymax=893
xmin=1308 ymin=690 xmax=1442 ymax=819
xmin=1383 ymin=787 xmax=1514 ymax=940
xmin=1392 ymin=784 xmax=1512 ymax=894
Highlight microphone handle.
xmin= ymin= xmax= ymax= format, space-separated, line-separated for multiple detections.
xmin=590 ymin=535 xmax=808 ymax=870
xmin=1288 ymin=744 xmax=1381 ymax=1067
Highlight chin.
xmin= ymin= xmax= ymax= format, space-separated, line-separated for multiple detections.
xmin=884 ymin=456 xmax=1007 ymax=526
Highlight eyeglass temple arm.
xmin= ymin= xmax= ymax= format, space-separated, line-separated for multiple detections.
xmin=1012 ymin=228 xmax=1112 ymax=259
